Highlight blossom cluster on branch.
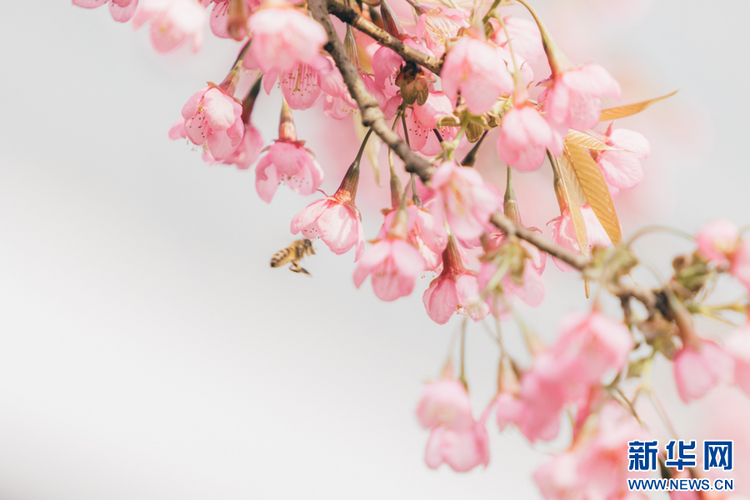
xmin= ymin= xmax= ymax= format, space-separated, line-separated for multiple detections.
xmin=74 ymin=0 xmax=750 ymax=496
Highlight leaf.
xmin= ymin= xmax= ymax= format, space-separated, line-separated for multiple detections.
xmin=565 ymin=130 xmax=615 ymax=151
xmin=558 ymin=149 xmax=587 ymax=207
xmin=599 ymin=90 xmax=679 ymax=121
xmin=552 ymin=154 xmax=589 ymax=259
xmin=564 ymin=141 xmax=623 ymax=245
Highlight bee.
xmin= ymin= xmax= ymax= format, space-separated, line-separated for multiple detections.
xmin=270 ymin=238 xmax=316 ymax=275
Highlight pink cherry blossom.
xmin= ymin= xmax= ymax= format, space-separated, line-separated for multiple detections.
xmin=725 ymin=323 xmax=750 ymax=396
xmin=247 ymin=8 xmax=326 ymax=75
xmin=553 ymin=310 xmax=633 ymax=388
xmin=426 ymin=161 xmax=500 ymax=242
xmin=416 ymin=378 xmax=474 ymax=431
xmin=353 ymin=235 xmax=426 ymax=302
xmin=543 ymin=63 xmax=621 ymax=131
xmin=418 ymin=379 xmax=491 ymax=472
xmin=422 ymin=236 xmax=489 ymax=324
xmin=372 ymin=40 xmax=434 ymax=99
xmin=255 ymin=142 xmax=324 ymax=203
xmin=673 ymin=339 xmax=733 ymax=403
xmin=132 ymin=0 xmax=206 ymax=53
xmin=279 ymin=63 xmax=322 ymax=110
xmin=396 ymin=91 xmax=458 ymax=155
xmin=731 ymin=238 xmax=750 ymax=291
xmin=497 ymin=104 xmax=563 ymax=172
xmin=441 ymin=37 xmax=513 ymax=114
xmin=696 ymin=219 xmax=740 ymax=264
xmin=415 ymin=6 xmax=468 ymax=58
xmin=489 ymin=16 xmax=544 ymax=63
xmin=550 ymin=206 xmax=612 ymax=272
xmin=377 ymin=204 xmax=447 ymax=271
xmin=73 ymin=0 xmax=139 ymax=22
xmin=207 ymin=0 xmax=259 ymax=39
xmin=478 ymin=236 xmax=546 ymax=310
xmin=220 ymin=122 xmax=262 ymax=170
xmin=594 ymin=125 xmax=650 ymax=190
xmin=291 ymin=198 xmax=364 ymax=260
xmin=181 ymin=86 xmax=244 ymax=159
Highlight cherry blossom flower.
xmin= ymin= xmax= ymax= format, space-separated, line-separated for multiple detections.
xmin=354 ymin=203 xmax=426 ymax=301
xmin=255 ymin=101 xmax=323 ymax=202
xmin=246 ymin=7 xmax=326 ymax=75
xmin=696 ymin=219 xmax=740 ymax=265
xmin=441 ymin=37 xmax=514 ymax=114
xmin=725 ymin=323 xmax=750 ymax=396
xmin=673 ymin=339 xmax=733 ymax=403
xmin=423 ymin=235 xmax=489 ymax=324
xmin=220 ymin=122 xmax=262 ymax=170
xmin=489 ymin=16 xmax=544 ymax=63
xmin=132 ymin=0 xmax=206 ymax=53
xmin=543 ymin=63 xmax=621 ymax=131
xmin=181 ymin=85 xmax=244 ymax=159
xmin=417 ymin=377 xmax=491 ymax=472
xmin=377 ymin=204 xmax=447 ymax=271
xmin=290 ymin=145 xmax=366 ymax=260
xmin=206 ymin=0 xmax=259 ymax=40
xmin=594 ymin=125 xmax=650 ymax=190
xmin=732 ymin=238 xmax=750 ymax=291
xmin=414 ymin=5 xmax=468 ymax=58
xmin=550 ymin=206 xmax=612 ymax=272
xmin=497 ymin=103 xmax=563 ymax=172
xmin=425 ymin=161 xmax=500 ymax=242
xmin=73 ymin=0 xmax=139 ymax=22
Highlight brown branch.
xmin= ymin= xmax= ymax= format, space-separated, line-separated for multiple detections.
xmin=309 ymin=0 xmax=659 ymax=312
xmin=309 ymin=0 xmax=435 ymax=184
xmin=326 ymin=0 xmax=443 ymax=75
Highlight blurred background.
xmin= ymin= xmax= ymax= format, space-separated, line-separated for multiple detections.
xmin=0 ymin=1 xmax=749 ymax=498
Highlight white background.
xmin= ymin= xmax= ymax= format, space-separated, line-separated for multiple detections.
xmin=1 ymin=1 xmax=749 ymax=498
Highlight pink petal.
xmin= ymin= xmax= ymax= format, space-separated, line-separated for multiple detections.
xmin=290 ymin=199 xmax=329 ymax=235
xmin=255 ymin=156 xmax=280 ymax=203
xmin=423 ymin=278 xmax=459 ymax=325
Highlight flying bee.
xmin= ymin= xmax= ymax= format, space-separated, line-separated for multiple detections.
xmin=270 ymin=239 xmax=316 ymax=275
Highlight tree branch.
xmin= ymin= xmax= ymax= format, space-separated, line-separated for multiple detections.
xmin=309 ymin=0 xmax=659 ymax=312
xmin=326 ymin=0 xmax=444 ymax=75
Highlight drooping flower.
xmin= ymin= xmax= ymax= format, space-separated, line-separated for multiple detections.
xmin=441 ymin=36 xmax=514 ymax=114
xmin=377 ymin=204 xmax=447 ymax=271
xmin=220 ymin=77 xmax=264 ymax=170
xmin=414 ymin=5 xmax=469 ymax=58
xmin=593 ymin=124 xmax=650 ymax=190
xmin=673 ymin=338 xmax=733 ymax=403
xmin=73 ymin=0 xmax=139 ymax=22
xmin=206 ymin=0 xmax=259 ymax=40
xmin=246 ymin=7 xmax=326 ymax=75
xmin=542 ymin=63 xmax=621 ymax=131
xmin=417 ymin=376 xmax=491 ymax=472
xmin=695 ymin=219 xmax=741 ymax=265
xmin=132 ymin=0 xmax=206 ymax=53
xmin=181 ymin=85 xmax=244 ymax=159
xmin=488 ymin=16 xmax=544 ymax=63
xmin=497 ymin=103 xmax=563 ymax=172
xmin=354 ymin=204 xmax=426 ymax=302
xmin=422 ymin=235 xmax=489 ymax=324
xmin=424 ymin=161 xmax=500 ymax=242
xmin=255 ymin=100 xmax=323 ymax=202
xmin=290 ymin=134 xmax=369 ymax=261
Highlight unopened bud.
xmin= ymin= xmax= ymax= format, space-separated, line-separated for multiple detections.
xmin=380 ymin=0 xmax=405 ymax=38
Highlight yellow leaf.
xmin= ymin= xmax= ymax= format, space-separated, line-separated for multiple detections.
xmin=565 ymin=130 xmax=615 ymax=151
xmin=564 ymin=141 xmax=623 ymax=245
xmin=558 ymin=149 xmax=587 ymax=207
xmin=599 ymin=90 xmax=678 ymax=121
xmin=552 ymin=154 xmax=590 ymax=259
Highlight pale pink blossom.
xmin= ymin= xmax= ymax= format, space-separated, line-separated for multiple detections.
xmin=732 ymin=239 xmax=750 ymax=291
xmin=246 ymin=8 xmax=326 ymax=75
xmin=478 ymin=237 xmax=546 ymax=310
xmin=132 ymin=0 xmax=206 ymax=53
xmin=550 ymin=206 xmax=612 ymax=272
xmin=441 ymin=37 xmax=514 ymax=114
xmin=595 ymin=125 xmax=650 ymax=190
xmin=425 ymin=161 xmax=500 ymax=242
xmin=290 ymin=158 xmax=365 ymax=260
xmin=422 ymin=237 xmax=489 ymax=324
xmin=415 ymin=6 xmax=468 ymax=58
xmin=543 ymin=63 xmax=621 ymax=131
xmin=725 ymin=324 xmax=750 ymax=396
xmin=489 ymin=16 xmax=545 ymax=63
xmin=73 ymin=0 xmax=139 ymax=22
xmin=673 ymin=339 xmax=733 ymax=403
xmin=279 ymin=63 xmax=322 ymax=110
xmin=396 ymin=91 xmax=458 ymax=155
xmin=206 ymin=0 xmax=259 ymax=39
xmin=353 ymin=235 xmax=426 ymax=302
xmin=696 ymin=219 xmax=740 ymax=265
xmin=418 ymin=380 xmax=491 ymax=472
xmin=181 ymin=86 xmax=244 ymax=159
xmin=372 ymin=40 xmax=434 ymax=98
xmin=220 ymin=122 xmax=262 ymax=169
xmin=497 ymin=104 xmax=563 ymax=171
xmin=255 ymin=142 xmax=324 ymax=203
xmin=377 ymin=205 xmax=447 ymax=271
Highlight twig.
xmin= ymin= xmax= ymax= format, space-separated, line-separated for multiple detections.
xmin=326 ymin=0 xmax=443 ymax=74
